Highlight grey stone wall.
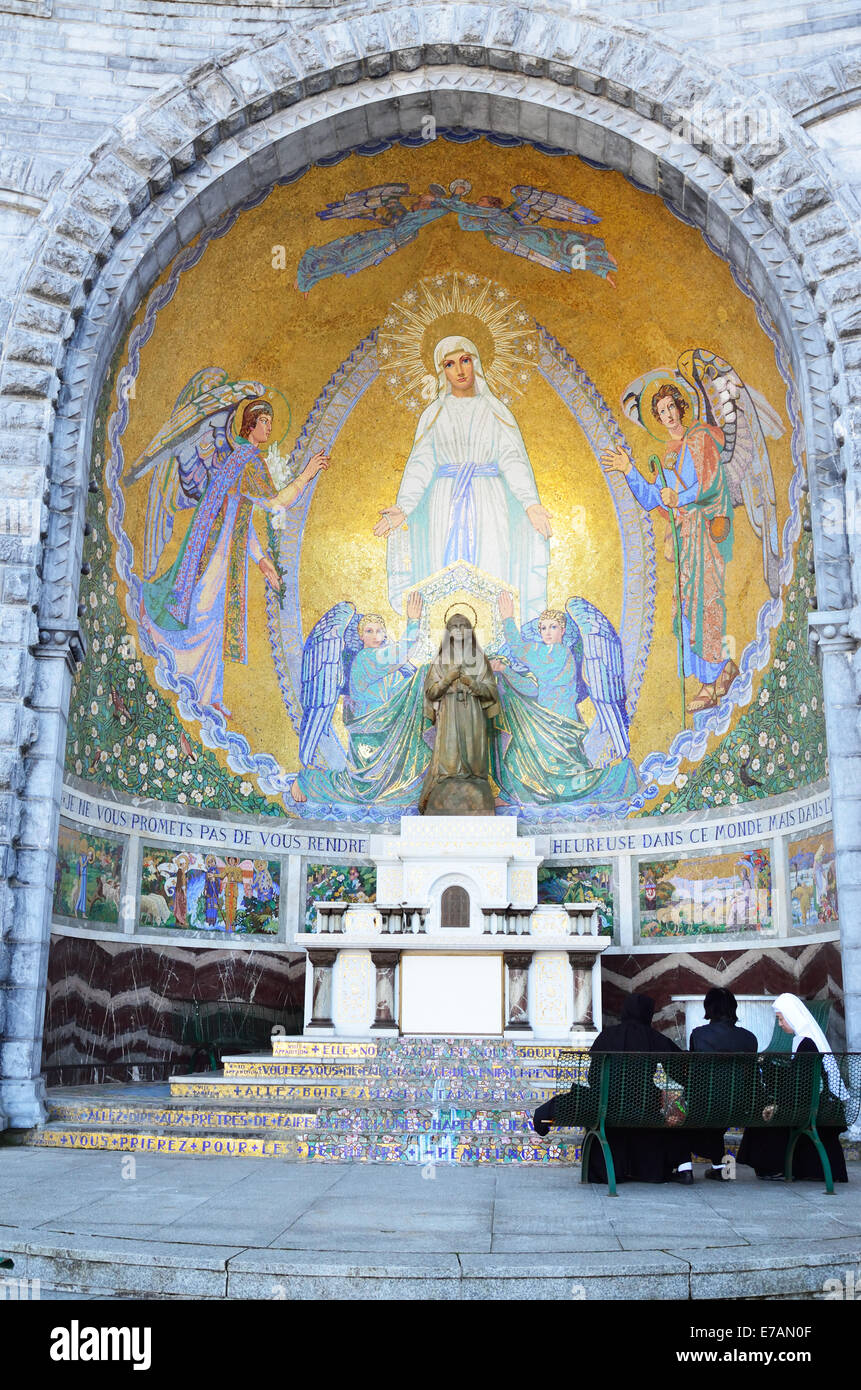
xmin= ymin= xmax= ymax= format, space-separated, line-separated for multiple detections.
xmin=0 ymin=0 xmax=859 ymax=1127
xmin=0 ymin=2 xmax=859 ymax=204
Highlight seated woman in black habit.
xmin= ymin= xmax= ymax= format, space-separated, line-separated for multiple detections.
xmin=736 ymin=993 xmax=849 ymax=1183
xmin=672 ymin=986 xmax=759 ymax=1183
xmin=532 ymin=992 xmax=692 ymax=1185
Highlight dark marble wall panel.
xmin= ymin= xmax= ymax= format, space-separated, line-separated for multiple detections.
xmin=43 ymin=935 xmax=305 ymax=1083
xmin=601 ymin=942 xmax=844 ymax=1042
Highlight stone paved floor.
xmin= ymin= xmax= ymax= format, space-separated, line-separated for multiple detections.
xmin=2 ymin=1148 xmax=861 ymax=1300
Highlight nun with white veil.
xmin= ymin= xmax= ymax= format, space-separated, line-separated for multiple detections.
xmin=374 ymin=335 xmax=552 ymax=621
xmin=736 ymin=993 xmax=850 ymax=1183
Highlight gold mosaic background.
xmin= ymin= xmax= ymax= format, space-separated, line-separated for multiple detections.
xmin=113 ymin=140 xmax=796 ymax=792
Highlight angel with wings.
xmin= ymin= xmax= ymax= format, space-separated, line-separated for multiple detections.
xmin=296 ymin=180 xmax=615 ymax=292
xmin=601 ymin=348 xmax=783 ymax=717
xmin=129 ymin=368 xmax=330 ymax=719
xmin=289 ymin=593 xmax=429 ymax=809
xmin=489 ymin=592 xmax=638 ymax=806
xmin=296 ymin=182 xmax=449 ymax=292
xmin=456 ymin=185 xmax=617 ymax=284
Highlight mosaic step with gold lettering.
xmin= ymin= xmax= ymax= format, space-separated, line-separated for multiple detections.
xmin=270 ymin=1038 xmax=565 ymax=1063
xmin=225 ymin=1035 xmax=566 ymax=1084
xmin=180 ymin=1060 xmax=560 ymax=1102
xmin=8 ymin=1037 xmax=585 ymax=1163
xmin=220 ymin=1056 xmax=561 ymax=1083
xmin=19 ymin=1127 xmax=582 ymax=1164
xmin=10 ymin=1082 xmax=582 ymax=1164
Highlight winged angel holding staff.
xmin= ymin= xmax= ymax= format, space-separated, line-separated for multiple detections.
xmin=602 ymin=349 xmax=783 ymax=720
xmin=128 ymin=367 xmax=330 ymax=719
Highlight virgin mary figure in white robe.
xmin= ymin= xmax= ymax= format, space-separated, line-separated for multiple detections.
xmin=385 ymin=336 xmax=549 ymax=620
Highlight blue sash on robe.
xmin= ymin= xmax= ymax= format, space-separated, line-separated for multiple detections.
xmin=437 ymin=462 xmax=500 ymax=566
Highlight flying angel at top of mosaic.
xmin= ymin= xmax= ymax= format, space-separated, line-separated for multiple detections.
xmin=296 ymin=180 xmax=617 ymax=292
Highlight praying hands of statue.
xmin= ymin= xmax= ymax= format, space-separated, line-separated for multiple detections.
xmin=373 ymin=505 xmax=406 ymax=538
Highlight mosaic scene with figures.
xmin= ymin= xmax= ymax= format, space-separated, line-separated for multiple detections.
xmin=3 ymin=0 xmax=861 ymax=1317
xmin=639 ymin=847 xmax=773 ymax=939
xmin=63 ymin=136 xmax=822 ymax=827
xmin=139 ymin=846 xmax=280 ymax=935
xmin=789 ymin=829 xmax=839 ymax=931
xmin=52 ymin=822 xmax=125 ymax=926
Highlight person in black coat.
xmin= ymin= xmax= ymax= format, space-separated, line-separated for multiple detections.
xmin=690 ymin=988 xmax=759 ymax=1056
xmin=736 ymin=993 xmax=849 ymax=1183
xmin=532 ymin=993 xmax=690 ymax=1185
xmin=673 ymin=987 xmax=759 ymax=1182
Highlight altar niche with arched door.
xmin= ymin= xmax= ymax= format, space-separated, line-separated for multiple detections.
xmin=440 ymin=885 xmax=470 ymax=930
xmin=430 ymin=876 xmax=482 ymax=934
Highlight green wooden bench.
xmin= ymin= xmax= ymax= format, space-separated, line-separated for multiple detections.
xmin=553 ymin=1049 xmax=859 ymax=1196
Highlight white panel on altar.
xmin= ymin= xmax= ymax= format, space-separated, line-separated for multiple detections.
xmin=401 ymin=954 xmax=503 ymax=1035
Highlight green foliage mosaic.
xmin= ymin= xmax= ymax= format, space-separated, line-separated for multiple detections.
xmin=537 ymin=863 xmax=613 ymax=935
xmin=304 ymin=863 xmax=377 ymax=931
xmin=655 ymin=522 xmax=826 ymax=816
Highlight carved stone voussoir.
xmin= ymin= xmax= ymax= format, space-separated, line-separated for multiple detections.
xmin=808 ymin=609 xmax=857 ymax=656
xmin=34 ymin=624 xmax=87 ymax=671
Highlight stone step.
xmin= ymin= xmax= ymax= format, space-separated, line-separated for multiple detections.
xmin=47 ymin=1099 xmax=316 ymax=1132
xmin=15 ymin=1123 xmax=582 ymax=1164
xmin=218 ymin=1061 xmax=372 ymax=1084
xmin=46 ymin=1096 xmax=554 ymax=1135
xmin=271 ymin=1037 xmax=565 ymax=1060
xmin=221 ymin=1055 xmax=561 ymax=1081
xmin=170 ymin=1075 xmax=557 ymax=1103
xmin=271 ymin=1039 xmax=379 ymax=1059
xmin=172 ymin=1078 xmax=387 ymax=1101
xmin=15 ymin=1127 xmax=305 ymax=1159
xmin=301 ymin=1133 xmax=582 ymax=1164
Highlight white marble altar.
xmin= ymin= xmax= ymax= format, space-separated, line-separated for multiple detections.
xmin=296 ymin=817 xmax=609 ymax=1041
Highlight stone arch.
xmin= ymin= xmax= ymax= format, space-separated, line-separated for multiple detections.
xmin=9 ymin=13 xmax=856 ymax=629
xmin=773 ymin=46 xmax=861 ymax=125
xmin=3 ymin=1 xmax=861 ymax=1125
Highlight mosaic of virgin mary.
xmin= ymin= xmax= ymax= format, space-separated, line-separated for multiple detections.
xmin=373 ymin=334 xmax=553 ymax=621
